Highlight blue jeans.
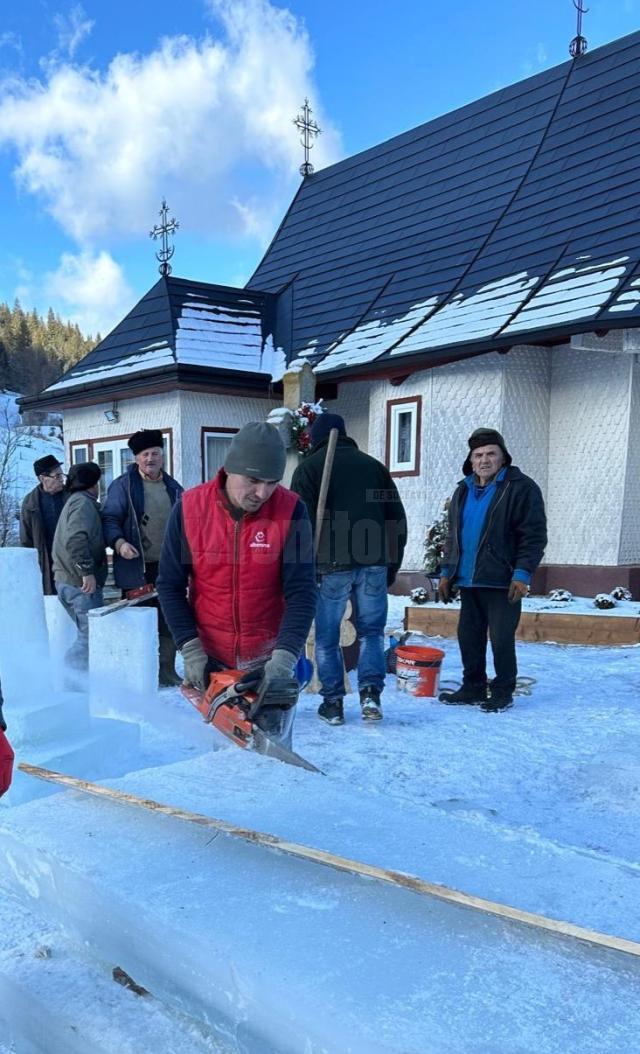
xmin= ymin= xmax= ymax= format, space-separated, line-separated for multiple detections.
xmin=315 ymin=566 xmax=388 ymax=702
xmin=57 ymin=583 xmax=104 ymax=670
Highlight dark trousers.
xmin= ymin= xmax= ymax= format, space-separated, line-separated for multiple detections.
xmin=458 ymin=588 xmax=521 ymax=696
xmin=121 ymin=562 xmax=172 ymax=641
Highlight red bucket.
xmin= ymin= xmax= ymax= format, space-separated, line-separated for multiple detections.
xmin=396 ymin=645 xmax=445 ymax=697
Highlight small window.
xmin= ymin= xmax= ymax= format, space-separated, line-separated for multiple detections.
xmin=202 ymin=428 xmax=239 ymax=481
xmin=70 ymin=443 xmax=89 ymax=465
xmin=386 ymin=397 xmax=421 ymax=477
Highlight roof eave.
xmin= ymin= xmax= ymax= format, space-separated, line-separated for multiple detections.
xmin=18 ymin=363 xmax=278 ymax=412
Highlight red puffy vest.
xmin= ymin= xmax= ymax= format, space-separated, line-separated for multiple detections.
xmin=182 ymin=471 xmax=299 ymax=669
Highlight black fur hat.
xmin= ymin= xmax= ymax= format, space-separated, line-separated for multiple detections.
xmin=462 ymin=429 xmax=512 ymax=476
xmin=66 ymin=462 xmax=101 ymax=492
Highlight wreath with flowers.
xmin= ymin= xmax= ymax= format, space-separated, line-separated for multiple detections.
xmin=290 ymin=400 xmax=324 ymax=456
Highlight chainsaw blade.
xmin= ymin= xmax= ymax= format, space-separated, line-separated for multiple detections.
xmin=251 ymin=727 xmax=322 ymax=773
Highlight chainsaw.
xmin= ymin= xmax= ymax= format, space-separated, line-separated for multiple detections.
xmin=181 ymin=668 xmax=321 ymax=774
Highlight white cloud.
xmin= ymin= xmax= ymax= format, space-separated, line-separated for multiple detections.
xmin=43 ymin=250 xmax=133 ymax=336
xmin=52 ymin=4 xmax=94 ymax=59
xmin=0 ymin=0 xmax=341 ymax=245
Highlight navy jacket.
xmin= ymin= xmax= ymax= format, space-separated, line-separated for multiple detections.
xmin=442 ymin=466 xmax=547 ymax=588
xmin=157 ymin=496 xmax=316 ymax=660
xmin=102 ymin=464 xmax=183 ymax=589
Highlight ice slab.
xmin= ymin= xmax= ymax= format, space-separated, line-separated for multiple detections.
xmin=89 ymin=607 xmax=158 ymax=718
xmin=1 ymin=758 xmax=639 ymax=1053
xmin=0 ymin=895 xmax=231 ymax=1054
xmin=3 ymin=718 xmax=140 ymax=806
xmin=0 ymin=548 xmax=50 ymax=702
xmin=44 ymin=595 xmax=77 ymax=692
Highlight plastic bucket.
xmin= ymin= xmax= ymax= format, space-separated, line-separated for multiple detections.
xmin=396 ymin=645 xmax=445 ymax=697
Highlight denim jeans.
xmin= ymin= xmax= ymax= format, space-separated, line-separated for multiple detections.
xmin=57 ymin=582 xmax=104 ymax=670
xmin=315 ymin=566 xmax=388 ymax=702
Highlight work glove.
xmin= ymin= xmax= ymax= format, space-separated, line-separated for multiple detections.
xmin=438 ymin=576 xmax=452 ymax=604
xmin=508 ymin=580 xmax=529 ymax=604
xmin=181 ymin=638 xmax=209 ymax=690
xmin=0 ymin=729 xmax=14 ymax=798
xmin=236 ymin=649 xmax=299 ymax=717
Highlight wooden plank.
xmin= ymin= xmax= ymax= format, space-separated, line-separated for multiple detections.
xmin=405 ymin=607 xmax=640 ymax=646
xmin=18 ymin=762 xmax=640 ymax=961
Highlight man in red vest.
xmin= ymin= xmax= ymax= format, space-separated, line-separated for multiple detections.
xmin=157 ymin=423 xmax=316 ymax=745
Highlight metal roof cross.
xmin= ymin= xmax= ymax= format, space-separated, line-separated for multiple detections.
xmin=569 ymin=0 xmax=588 ymax=57
xmin=150 ymin=199 xmax=180 ymax=276
xmin=293 ymin=98 xmax=322 ymax=178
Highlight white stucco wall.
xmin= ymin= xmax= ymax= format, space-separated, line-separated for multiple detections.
xmin=545 ymin=348 xmax=634 ymax=566
xmin=324 ymin=380 xmax=371 ymax=452
xmin=364 ymin=349 xmax=548 ymax=569
xmin=619 ymin=357 xmax=640 ymax=565
xmin=177 ymin=391 xmax=279 ymax=489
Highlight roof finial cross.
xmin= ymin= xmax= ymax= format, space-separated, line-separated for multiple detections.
xmin=569 ymin=0 xmax=588 ymax=57
xmin=150 ymin=199 xmax=180 ymax=276
xmin=293 ymin=98 xmax=321 ymax=178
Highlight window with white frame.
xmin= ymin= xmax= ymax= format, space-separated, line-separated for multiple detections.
xmin=202 ymin=428 xmax=238 ymax=481
xmin=70 ymin=444 xmax=89 ymax=465
xmin=91 ymin=432 xmax=172 ymax=503
xmin=386 ymin=397 xmax=421 ymax=476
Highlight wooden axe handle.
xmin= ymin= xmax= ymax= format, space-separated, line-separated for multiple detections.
xmin=313 ymin=427 xmax=339 ymax=557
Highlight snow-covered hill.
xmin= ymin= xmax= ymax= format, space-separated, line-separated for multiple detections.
xmin=0 ymin=391 xmax=64 ymax=542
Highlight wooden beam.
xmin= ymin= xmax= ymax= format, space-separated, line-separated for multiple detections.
xmin=405 ymin=607 xmax=640 ymax=646
xmin=18 ymin=763 xmax=640 ymax=961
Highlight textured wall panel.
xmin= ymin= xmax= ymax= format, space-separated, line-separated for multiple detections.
xmin=63 ymin=393 xmax=182 ymax=476
xmin=619 ymin=357 xmax=640 ymax=564
xmin=546 ymin=349 xmax=629 ymax=565
xmin=502 ymin=346 xmax=551 ymax=501
xmin=178 ymin=391 xmax=279 ymax=489
xmin=325 ymin=380 xmax=371 ymax=452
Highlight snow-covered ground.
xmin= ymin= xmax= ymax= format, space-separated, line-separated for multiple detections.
xmin=1 ymin=592 xmax=640 ymax=1051
xmin=0 ymin=391 xmax=64 ymax=540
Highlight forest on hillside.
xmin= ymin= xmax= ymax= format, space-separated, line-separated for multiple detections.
xmin=0 ymin=300 xmax=97 ymax=396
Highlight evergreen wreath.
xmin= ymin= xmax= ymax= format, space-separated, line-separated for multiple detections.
xmin=290 ymin=400 xmax=324 ymax=456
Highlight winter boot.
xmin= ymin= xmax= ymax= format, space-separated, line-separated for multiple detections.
xmin=480 ymin=693 xmax=514 ymax=713
xmin=359 ymin=686 xmax=383 ymax=721
xmin=159 ymin=636 xmax=182 ymax=688
xmin=318 ymin=699 xmax=344 ymax=725
xmin=438 ymin=684 xmax=488 ymax=705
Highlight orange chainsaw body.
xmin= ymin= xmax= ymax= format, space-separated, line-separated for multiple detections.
xmin=181 ymin=669 xmax=256 ymax=749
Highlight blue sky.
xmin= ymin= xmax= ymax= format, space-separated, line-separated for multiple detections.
xmin=0 ymin=0 xmax=637 ymax=337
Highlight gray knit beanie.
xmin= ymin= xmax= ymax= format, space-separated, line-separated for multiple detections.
xmin=224 ymin=422 xmax=286 ymax=481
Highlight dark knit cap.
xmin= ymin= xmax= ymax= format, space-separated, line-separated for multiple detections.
xmin=224 ymin=422 xmax=286 ymax=481
xmin=128 ymin=429 xmax=164 ymax=456
xmin=34 ymin=454 xmax=63 ymax=477
xmin=310 ymin=413 xmax=346 ymax=447
xmin=462 ymin=428 xmax=512 ymax=476
xmin=66 ymin=462 xmax=101 ymax=492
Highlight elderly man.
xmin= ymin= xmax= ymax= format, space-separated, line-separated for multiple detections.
xmin=291 ymin=412 xmax=407 ymax=726
xmin=157 ymin=422 xmax=316 ymax=746
xmin=438 ymin=428 xmax=547 ymax=713
xmin=102 ymin=430 xmax=183 ymax=687
xmin=52 ymin=462 xmax=107 ymax=673
xmin=20 ymin=454 xmax=66 ymax=594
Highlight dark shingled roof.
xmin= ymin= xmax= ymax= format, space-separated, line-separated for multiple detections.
xmin=248 ymin=32 xmax=640 ymax=378
xmin=34 ymin=276 xmax=277 ymax=401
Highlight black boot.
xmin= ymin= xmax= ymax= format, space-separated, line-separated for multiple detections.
xmin=159 ymin=636 xmax=182 ymax=688
xmin=438 ymin=684 xmax=487 ymax=705
xmin=318 ymin=699 xmax=344 ymax=725
xmin=480 ymin=693 xmax=513 ymax=713
xmin=359 ymin=686 xmax=383 ymax=721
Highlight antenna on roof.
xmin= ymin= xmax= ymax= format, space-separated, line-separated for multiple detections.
xmin=293 ymin=98 xmax=322 ymax=178
xmin=150 ymin=199 xmax=180 ymax=276
xmin=569 ymin=0 xmax=588 ymax=57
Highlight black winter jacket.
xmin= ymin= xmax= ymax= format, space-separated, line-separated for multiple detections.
xmin=290 ymin=436 xmax=407 ymax=578
xmin=19 ymin=485 xmax=66 ymax=594
xmin=442 ymin=466 xmax=547 ymax=588
xmin=101 ymin=464 xmax=182 ymax=590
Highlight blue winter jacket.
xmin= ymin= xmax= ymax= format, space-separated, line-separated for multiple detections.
xmin=101 ymin=464 xmax=183 ymax=589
